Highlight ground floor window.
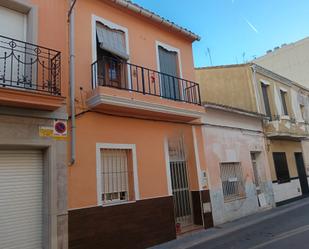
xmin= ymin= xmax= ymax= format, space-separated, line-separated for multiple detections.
xmin=220 ymin=162 xmax=246 ymax=202
xmin=273 ymin=152 xmax=290 ymax=183
xmin=98 ymin=145 xmax=137 ymax=205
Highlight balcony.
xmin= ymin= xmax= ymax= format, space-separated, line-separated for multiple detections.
xmin=87 ymin=56 xmax=203 ymax=122
xmin=264 ymin=115 xmax=309 ymax=139
xmin=0 ymin=35 xmax=64 ymax=111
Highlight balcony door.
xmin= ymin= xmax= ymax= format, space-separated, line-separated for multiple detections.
xmin=96 ymin=22 xmax=129 ymax=89
xmin=0 ymin=6 xmax=27 ymax=88
xmin=158 ymin=46 xmax=180 ymax=100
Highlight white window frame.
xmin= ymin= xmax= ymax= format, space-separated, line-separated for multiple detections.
xmin=155 ymin=41 xmax=184 ymax=100
xmin=96 ymin=143 xmax=140 ymax=206
xmin=260 ymin=81 xmax=271 ymax=118
xmin=279 ymin=88 xmax=289 ymax=117
xmin=91 ymin=14 xmax=131 ymax=88
xmin=155 ymin=41 xmax=183 ymax=78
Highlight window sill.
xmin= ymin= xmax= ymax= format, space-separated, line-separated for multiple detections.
xmin=280 ymin=115 xmax=290 ymax=120
xmin=223 ymin=196 xmax=247 ymax=203
xmin=100 ymin=200 xmax=136 ymax=207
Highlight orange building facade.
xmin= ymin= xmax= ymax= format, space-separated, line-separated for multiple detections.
xmin=0 ymin=1 xmax=68 ymax=248
xmin=67 ymin=0 xmax=212 ymax=248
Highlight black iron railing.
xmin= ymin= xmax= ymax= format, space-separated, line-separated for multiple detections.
xmin=91 ymin=56 xmax=201 ymax=105
xmin=0 ymin=35 xmax=61 ymax=95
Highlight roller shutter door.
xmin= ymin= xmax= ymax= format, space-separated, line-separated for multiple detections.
xmin=0 ymin=150 xmax=43 ymax=249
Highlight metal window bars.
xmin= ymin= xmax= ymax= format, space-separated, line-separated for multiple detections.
xmin=0 ymin=34 xmax=61 ymax=95
xmin=101 ymin=149 xmax=130 ymax=204
xmin=91 ymin=55 xmax=201 ymax=105
xmin=220 ymin=162 xmax=246 ymax=202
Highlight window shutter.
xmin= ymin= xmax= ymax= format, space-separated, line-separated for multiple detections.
xmin=96 ymin=22 xmax=129 ymax=60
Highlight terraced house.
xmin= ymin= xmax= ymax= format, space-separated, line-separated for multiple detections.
xmin=195 ymin=65 xmax=275 ymax=225
xmin=196 ymin=63 xmax=309 ymax=214
xmin=253 ymin=64 xmax=309 ymax=204
xmin=67 ymin=1 xmax=213 ymax=248
xmin=0 ymin=1 xmax=68 ymax=249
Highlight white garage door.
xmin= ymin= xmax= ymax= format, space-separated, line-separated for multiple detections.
xmin=0 ymin=150 xmax=43 ymax=249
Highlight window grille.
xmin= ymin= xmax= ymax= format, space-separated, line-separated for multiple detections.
xmin=100 ymin=149 xmax=130 ymax=204
xmin=220 ymin=162 xmax=245 ymax=202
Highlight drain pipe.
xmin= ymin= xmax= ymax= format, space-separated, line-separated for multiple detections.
xmin=68 ymin=0 xmax=77 ymax=165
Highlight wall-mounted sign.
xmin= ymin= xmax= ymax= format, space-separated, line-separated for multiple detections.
xmin=53 ymin=120 xmax=67 ymax=137
xmin=39 ymin=120 xmax=67 ymax=139
xmin=39 ymin=126 xmax=54 ymax=138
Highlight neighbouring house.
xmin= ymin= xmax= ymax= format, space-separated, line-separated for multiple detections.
xmin=195 ymin=65 xmax=275 ymax=225
xmin=196 ymin=64 xmax=309 ymax=209
xmin=67 ymin=1 xmax=213 ymax=248
xmin=253 ymin=37 xmax=309 ymax=183
xmin=254 ymin=37 xmax=309 ymax=89
xmin=0 ymin=1 xmax=68 ymax=249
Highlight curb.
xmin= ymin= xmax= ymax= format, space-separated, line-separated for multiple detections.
xmin=151 ymin=197 xmax=309 ymax=249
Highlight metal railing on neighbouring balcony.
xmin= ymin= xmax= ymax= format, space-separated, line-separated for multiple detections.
xmin=91 ymin=55 xmax=201 ymax=105
xmin=0 ymin=34 xmax=61 ymax=95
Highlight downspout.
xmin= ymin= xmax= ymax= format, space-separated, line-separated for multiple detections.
xmin=68 ymin=0 xmax=77 ymax=165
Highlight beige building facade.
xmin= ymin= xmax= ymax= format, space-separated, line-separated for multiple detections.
xmin=200 ymin=104 xmax=274 ymax=225
xmin=254 ymin=37 xmax=309 ymax=89
xmin=196 ymin=63 xmax=309 ymax=209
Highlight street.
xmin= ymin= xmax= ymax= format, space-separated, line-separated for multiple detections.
xmin=189 ymin=200 xmax=309 ymax=249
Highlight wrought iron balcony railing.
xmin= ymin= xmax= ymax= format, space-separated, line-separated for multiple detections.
xmin=91 ymin=56 xmax=201 ymax=105
xmin=0 ymin=35 xmax=61 ymax=95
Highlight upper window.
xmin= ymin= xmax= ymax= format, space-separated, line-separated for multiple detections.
xmin=220 ymin=162 xmax=246 ymax=202
xmin=95 ymin=22 xmax=128 ymax=89
xmin=273 ymin=152 xmax=290 ymax=183
xmin=280 ymin=90 xmax=289 ymax=116
xmin=158 ymin=45 xmax=181 ymax=100
xmin=100 ymin=148 xmax=134 ymax=205
xmin=261 ymin=83 xmax=272 ymax=119
xmin=96 ymin=22 xmax=128 ymax=60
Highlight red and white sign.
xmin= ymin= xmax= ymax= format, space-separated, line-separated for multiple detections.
xmin=53 ymin=120 xmax=67 ymax=137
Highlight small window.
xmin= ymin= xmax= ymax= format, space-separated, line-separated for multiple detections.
xmin=100 ymin=149 xmax=134 ymax=204
xmin=261 ymin=83 xmax=272 ymax=118
xmin=280 ymin=90 xmax=289 ymax=116
xmin=273 ymin=152 xmax=290 ymax=183
xmin=220 ymin=162 xmax=246 ymax=202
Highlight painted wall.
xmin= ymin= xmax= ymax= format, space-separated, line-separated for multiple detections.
xmin=267 ymin=140 xmax=302 ymax=180
xmin=28 ymin=0 xmax=69 ymax=97
xmin=254 ymin=37 xmax=309 ymax=89
xmin=267 ymin=139 xmax=304 ymax=203
xmin=301 ymin=140 xmax=309 ymax=174
xmin=202 ymin=108 xmax=274 ymax=225
xmin=195 ymin=65 xmax=258 ymax=113
xmin=255 ymin=71 xmax=295 ymax=118
xmin=68 ymin=112 xmax=200 ymax=209
xmin=74 ymin=0 xmax=196 ymax=114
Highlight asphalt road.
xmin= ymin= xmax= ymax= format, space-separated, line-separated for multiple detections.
xmin=189 ymin=201 xmax=309 ymax=249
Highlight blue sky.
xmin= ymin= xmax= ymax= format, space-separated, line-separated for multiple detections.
xmin=132 ymin=0 xmax=309 ymax=67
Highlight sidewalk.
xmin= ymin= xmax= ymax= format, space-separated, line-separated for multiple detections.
xmin=150 ymin=197 xmax=309 ymax=249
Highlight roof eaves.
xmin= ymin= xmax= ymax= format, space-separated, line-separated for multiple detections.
xmin=111 ymin=0 xmax=201 ymax=41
